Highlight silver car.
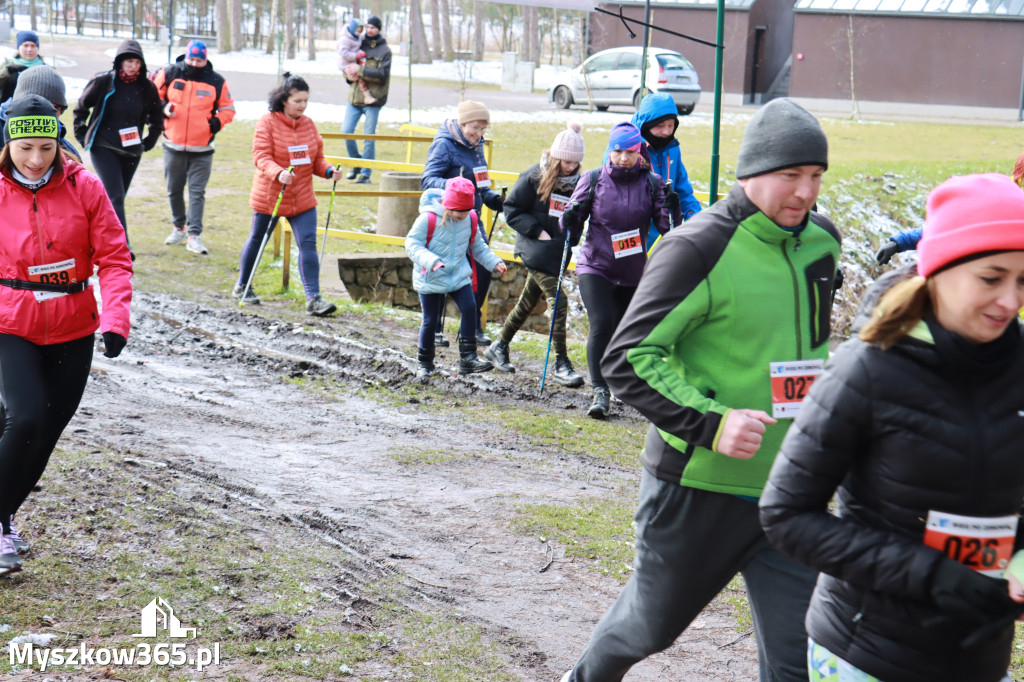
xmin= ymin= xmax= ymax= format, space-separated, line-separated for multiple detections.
xmin=547 ymin=47 xmax=701 ymax=115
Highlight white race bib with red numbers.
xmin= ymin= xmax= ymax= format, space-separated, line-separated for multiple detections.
xmin=27 ymin=258 xmax=76 ymax=302
xmin=118 ymin=126 xmax=141 ymax=147
xmin=924 ymin=510 xmax=1017 ymax=577
xmin=288 ymin=145 xmax=311 ymax=165
xmin=769 ymin=359 xmax=824 ymax=418
xmin=473 ymin=165 xmax=491 ymax=188
xmin=548 ymin=193 xmax=571 ymax=218
xmin=611 ymin=229 xmax=642 ymax=259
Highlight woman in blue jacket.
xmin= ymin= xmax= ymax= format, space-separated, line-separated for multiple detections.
xmin=631 ymin=92 xmax=701 ymax=249
xmin=406 ymin=177 xmax=506 ymax=378
xmin=421 ymin=100 xmax=504 ymax=347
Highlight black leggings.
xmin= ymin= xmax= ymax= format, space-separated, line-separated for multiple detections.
xmin=577 ymin=273 xmax=637 ymax=389
xmin=0 ymin=333 xmax=94 ymax=534
xmin=89 ymin=145 xmax=141 ymax=246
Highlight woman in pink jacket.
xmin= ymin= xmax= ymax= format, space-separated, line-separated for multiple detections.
xmin=0 ymin=95 xmax=133 ymax=575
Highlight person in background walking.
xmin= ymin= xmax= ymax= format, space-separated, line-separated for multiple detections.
xmin=74 ymin=39 xmax=163 ymax=256
xmin=406 ymin=178 xmax=506 ymax=378
xmin=0 ymin=65 xmax=82 ymax=163
xmin=631 ymin=92 xmax=701 ymax=249
xmin=0 ymin=96 xmax=132 ymax=575
xmin=761 ymin=173 xmax=1024 ymax=682
xmin=484 ymin=122 xmax=585 ymax=388
xmin=0 ymin=31 xmax=44 ymax=101
xmin=153 ymin=39 xmax=235 ymax=255
xmin=340 ymin=15 xmax=390 ymax=184
xmin=237 ymin=73 xmax=338 ymax=317
xmin=559 ymin=122 xmax=670 ymax=419
xmin=421 ymin=100 xmax=505 ymax=348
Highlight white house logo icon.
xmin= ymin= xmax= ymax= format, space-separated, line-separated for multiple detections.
xmin=132 ymin=598 xmax=197 ymax=638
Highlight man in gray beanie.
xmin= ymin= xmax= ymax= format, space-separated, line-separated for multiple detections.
xmin=0 ymin=64 xmax=81 ymax=161
xmin=560 ymin=98 xmax=840 ymax=682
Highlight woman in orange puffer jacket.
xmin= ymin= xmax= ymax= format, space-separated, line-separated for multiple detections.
xmin=235 ymin=73 xmax=339 ymax=316
xmin=0 ymin=95 xmax=132 ymax=575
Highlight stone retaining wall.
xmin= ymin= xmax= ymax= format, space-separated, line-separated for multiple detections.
xmin=337 ymin=252 xmax=554 ymax=334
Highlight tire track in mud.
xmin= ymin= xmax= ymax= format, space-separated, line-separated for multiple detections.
xmin=66 ymin=291 xmax=760 ymax=680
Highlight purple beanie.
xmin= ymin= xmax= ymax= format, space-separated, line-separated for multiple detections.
xmin=185 ymin=39 xmax=207 ymax=60
xmin=607 ymin=122 xmax=642 ymax=153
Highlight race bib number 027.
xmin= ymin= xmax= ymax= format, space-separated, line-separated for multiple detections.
xmin=768 ymin=359 xmax=823 ymax=419
xmin=923 ymin=510 xmax=1017 ymax=577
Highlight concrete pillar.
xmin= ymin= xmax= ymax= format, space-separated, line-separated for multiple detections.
xmin=376 ymin=171 xmax=423 ymax=237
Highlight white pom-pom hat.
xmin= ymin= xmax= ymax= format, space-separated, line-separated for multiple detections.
xmin=549 ymin=121 xmax=585 ymax=163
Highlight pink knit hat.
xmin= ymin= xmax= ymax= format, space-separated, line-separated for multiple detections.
xmin=443 ymin=177 xmax=476 ymax=210
xmin=917 ymin=173 xmax=1024 ymax=278
xmin=550 ymin=121 xmax=584 ymax=163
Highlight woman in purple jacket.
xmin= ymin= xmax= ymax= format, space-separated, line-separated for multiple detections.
xmin=560 ymin=122 xmax=671 ymax=418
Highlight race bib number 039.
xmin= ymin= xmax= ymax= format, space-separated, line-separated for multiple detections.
xmin=611 ymin=229 xmax=642 ymax=259
xmin=27 ymin=257 xmax=76 ymax=302
xmin=769 ymin=359 xmax=824 ymax=419
xmin=923 ymin=510 xmax=1017 ymax=577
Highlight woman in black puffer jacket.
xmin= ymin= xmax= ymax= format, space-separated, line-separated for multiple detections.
xmin=760 ymin=173 xmax=1024 ymax=682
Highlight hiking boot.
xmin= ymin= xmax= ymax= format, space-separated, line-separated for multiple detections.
xmin=186 ymin=235 xmax=209 ymax=254
xmin=417 ymin=347 xmax=436 ymax=380
xmin=587 ymin=387 xmax=610 ymax=419
xmin=355 ymin=174 xmax=371 ymax=184
xmin=0 ymin=532 xmax=22 ymax=575
xmin=434 ymin=332 xmax=450 ymax=348
xmin=306 ymin=295 xmax=337 ymax=317
xmin=553 ymin=355 xmax=584 ymax=388
xmin=458 ymin=338 xmax=493 ymax=375
xmin=484 ymin=339 xmax=515 ymax=373
xmin=8 ymin=516 xmax=28 ymax=555
xmin=232 ymin=282 xmax=260 ymax=305
xmin=346 ymin=167 xmax=361 ymax=180
xmin=476 ymin=328 xmax=493 ymax=345
xmin=164 ymin=226 xmax=186 ymax=245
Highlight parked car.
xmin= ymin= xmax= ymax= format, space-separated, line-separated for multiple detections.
xmin=547 ymin=47 xmax=701 ymax=115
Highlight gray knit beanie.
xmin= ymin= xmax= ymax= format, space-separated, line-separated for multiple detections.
xmin=13 ymin=65 xmax=67 ymax=109
xmin=735 ymin=98 xmax=827 ymax=179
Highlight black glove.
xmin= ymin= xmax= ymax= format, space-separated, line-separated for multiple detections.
xmin=101 ymin=332 xmax=127 ymax=358
xmin=142 ymin=136 xmax=158 ymax=152
xmin=208 ymin=117 xmax=222 ymax=135
xmin=875 ymin=240 xmax=899 ymax=265
xmin=561 ymin=202 xmax=581 ymax=231
xmin=928 ymin=559 xmax=1021 ymax=630
xmin=483 ymin=191 xmax=503 ymax=213
xmin=664 ymin=188 xmax=680 ymax=215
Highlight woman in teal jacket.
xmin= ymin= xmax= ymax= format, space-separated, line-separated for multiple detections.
xmin=406 ymin=178 xmax=506 ymax=378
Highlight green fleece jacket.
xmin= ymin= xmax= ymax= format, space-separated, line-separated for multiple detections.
xmin=602 ymin=183 xmax=841 ymax=498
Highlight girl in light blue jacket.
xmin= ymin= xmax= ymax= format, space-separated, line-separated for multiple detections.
xmin=405 ymin=177 xmax=505 ymax=378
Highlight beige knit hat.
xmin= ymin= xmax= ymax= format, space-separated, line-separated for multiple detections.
xmin=457 ymin=100 xmax=490 ymax=125
xmin=550 ymin=121 xmax=584 ymax=163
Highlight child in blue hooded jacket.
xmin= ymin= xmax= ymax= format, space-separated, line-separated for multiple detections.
xmin=406 ymin=177 xmax=506 ymax=378
xmin=631 ymin=92 xmax=701 ymax=250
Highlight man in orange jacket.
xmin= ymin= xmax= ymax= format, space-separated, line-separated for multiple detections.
xmin=152 ymin=40 xmax=235 ymax=255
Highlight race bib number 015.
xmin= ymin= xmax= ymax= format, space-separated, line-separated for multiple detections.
xmin=611 ymin=229 xmax=642 ymax=259
xmin=769 ymin=359 xmax=824 ymax=419
xmin=923 ymin=510 xmax=1017 ymax=577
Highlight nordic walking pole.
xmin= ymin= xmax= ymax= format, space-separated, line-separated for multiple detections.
xmin=317 ymin=167 xmax=340 ymax=267
xmin=486 ymin=186 xmax=508 ymax=242
xmin=240 ymin=166 xmax=293 ymax=307
xmin=540 ymin=221 xmax=574 ymax=394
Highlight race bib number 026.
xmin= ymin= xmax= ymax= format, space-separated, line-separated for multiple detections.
xmin=768 ymin=359 xmax=823 ymax=419
xmin=923 ymin=510 xmax=1017 ymax=577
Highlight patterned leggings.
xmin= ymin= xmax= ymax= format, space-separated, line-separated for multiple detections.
xmin=499 ymin=268 xmax=568 ymax=356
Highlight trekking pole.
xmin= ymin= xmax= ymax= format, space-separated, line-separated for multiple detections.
xmin=317 ymin=167 xmax=340 ymax=267
xmin=240 ymin=166 xmax=293 ymax=307
xmin=540 ymin=220 xmax=574 ymax=394
xmin=486 ymin=186 xmax=508 ymax=242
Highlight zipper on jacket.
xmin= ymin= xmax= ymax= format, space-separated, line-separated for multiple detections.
xmin=965 ymin=384 xmax=987 ymax=507
xmin=781 ymin=241 xmax=802 ymax=357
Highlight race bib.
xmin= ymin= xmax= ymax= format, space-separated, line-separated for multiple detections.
xmin=473 ymin=165 xmax=491 ymax=188
xmin=548 ymin=193 xmax=571 ymax=218
xmin=288 ymin=144 xmax=311 ymax=166
xmin=924 ymin=510 xmax=1018 ymax=577
xmin=27 ymin=257 xmax=76 ymax=302
xmin=118 ymin=126 xmax=141 ymax=147
xmin=769 ymin=359 xmax=824 ymax=418
xmin=611 ymin=229 xmax=642 ymax=259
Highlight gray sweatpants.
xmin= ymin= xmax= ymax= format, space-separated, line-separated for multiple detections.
xmin=163 ymin=147 xmax=214 ymax=235
xmin=568 ymin=470 xmax=817 ymax=682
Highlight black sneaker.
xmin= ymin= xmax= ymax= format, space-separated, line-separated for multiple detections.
xmin=476 ymin=329 xmax=493 ymax=346
xmin=553 ymin=356 xmax=584 ymax=388
xmin=588 ymin=387 xmax=610 ymax=419
xmin=346 ymin=167 xmax=360 ymax=180
xmin=306 ymin=295 xmax=337 ymax=317
xmin=355 ymin=174 xmax=371 ymax=184
xmin=434 ymin=332 xmax=450 ymax=348
xmin=232 ymin=283 xmax=260 ymax=305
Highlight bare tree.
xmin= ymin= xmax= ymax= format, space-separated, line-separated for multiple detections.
xmin=229 ymin=0 xmax=242 ymax=49
xmin=438 ymin=0 xmax=453 ymax=60
xmin=473 ymin=0 xmax=484 ymax=60
xmin=265 ymin=0 xmax=279 ymax=54
xmin=428 ymin=0 xmax=441 ymax=59
xmin=215 ymin=0 xmax=230 ymax=50
xmin=29 ymin=0 xmax=37 ymax=30
xmin=284 ymin=0 xmax=295 ymax=58
xmin=409 ymin=0 xmax=431 ymax=63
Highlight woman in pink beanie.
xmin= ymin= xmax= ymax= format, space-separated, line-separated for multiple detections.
xmin=760 ymin=172 xmax=1024 ymax=682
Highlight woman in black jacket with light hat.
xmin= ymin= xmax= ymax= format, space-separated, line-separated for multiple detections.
xmin=760 ymin=173 xmax=1024 ymax=682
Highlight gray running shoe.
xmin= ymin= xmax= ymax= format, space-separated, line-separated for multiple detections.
xmin=306 ymin=295 xmax=337 ymax=317
xmin=0 ymin=531 xmax=22 ymax=574
xmin=232 ymin=283 xmax=260 ymax=305
xmin=164 ymin=227 xmax=187 ymax=245
xmin=7 ymin=516 xmax=28 ymax=555
xmin=186 ymin=235 xmax=209 ymax=254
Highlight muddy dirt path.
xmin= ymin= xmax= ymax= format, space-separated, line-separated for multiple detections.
xmin=66 ymin=291 xmax=759 ymax=681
